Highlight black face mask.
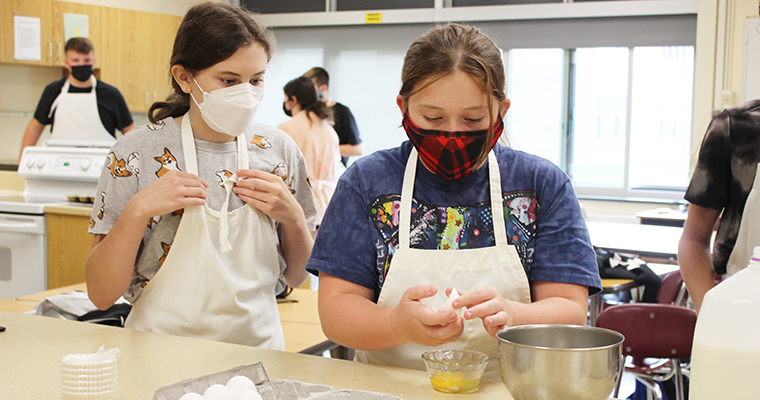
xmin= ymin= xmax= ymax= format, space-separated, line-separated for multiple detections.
xmin=282 ymin=102 xmax=292 ymax=117
xmin=70 ymin=64 xmax=94 ymax=82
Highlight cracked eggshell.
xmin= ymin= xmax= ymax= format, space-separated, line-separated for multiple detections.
xmin=435 ymin=288 xmax=464 ymax=319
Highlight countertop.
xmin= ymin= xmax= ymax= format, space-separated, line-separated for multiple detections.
xmin=0 ymin=311 xmax=512 ymax=399
xmin=45 ymin=203 xmax=93 ymax=216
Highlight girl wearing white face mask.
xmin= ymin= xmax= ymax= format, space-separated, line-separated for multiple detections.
xmin=85 ymin=2 xmax=316 ymax=349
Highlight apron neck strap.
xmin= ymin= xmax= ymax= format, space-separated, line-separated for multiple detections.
xmin=180 ymin=114 xmax=248 ymax=174
xmin=49 ymin=78 xmax=97 ymax=119
xmin=181 ymin=113 xmax=249 ymax=254
xmin=399 ymin=147 xmax=506 ymax=250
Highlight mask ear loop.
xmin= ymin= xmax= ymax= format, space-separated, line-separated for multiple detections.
xmin=188 ymin=75 xmax=207 ymax=110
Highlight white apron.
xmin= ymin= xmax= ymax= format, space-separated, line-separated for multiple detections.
xmin=124 ymin=115 xmax=285 ymax=350
xmin=49 ymin=77 xmax=115 ymax=142
xmin=725 ymin=163 xmax=760 ymax=276
xmin=355 ymin=148 xmax=532 ymax=380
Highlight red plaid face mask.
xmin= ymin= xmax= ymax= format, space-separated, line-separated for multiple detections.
xmin=403 ymin=112 xmax=504 ymax=181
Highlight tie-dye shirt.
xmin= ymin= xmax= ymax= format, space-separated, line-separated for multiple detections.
xmin=307 ymin=141 xmax=600 ymax=300
xmin=684 ymin=99 xmax=760 ymax=275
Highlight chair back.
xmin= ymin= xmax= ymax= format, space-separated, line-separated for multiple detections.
xmin=596 ymin=303 xmax=697 ymax=359
xmin=658 ymin=270 xmax=688 ymax=306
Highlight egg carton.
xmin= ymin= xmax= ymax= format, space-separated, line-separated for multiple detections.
xmin=153 ymin=362 xmax=400 ymax=400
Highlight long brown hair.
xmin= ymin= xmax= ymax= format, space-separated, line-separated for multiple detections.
xmin=284 ymin=76 xmax=330 ymax=122
xmin=399 ymin=23 xmax=506 ymax=168
xmin=149 ymin=2 xmax=275 ymax=124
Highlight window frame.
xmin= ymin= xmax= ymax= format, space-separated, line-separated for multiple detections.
xmin=507 ymin=46 xmax=691 ymax=201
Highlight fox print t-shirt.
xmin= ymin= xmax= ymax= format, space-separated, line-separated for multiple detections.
xmin=88 ymin=117 xmax=317 ymax=302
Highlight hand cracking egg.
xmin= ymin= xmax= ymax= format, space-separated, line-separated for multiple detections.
xmin=434 ymin=288 xmax=464 ymax=319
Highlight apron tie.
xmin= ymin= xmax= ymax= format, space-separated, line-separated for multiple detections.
xmin=219 ymin=173 xmax=241 ymax=253
xmin=181 ymin=116 xmax=248 ymax=253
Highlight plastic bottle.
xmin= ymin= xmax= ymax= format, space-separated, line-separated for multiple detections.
xmin=689 ymin=246 xmax=760 ymax=399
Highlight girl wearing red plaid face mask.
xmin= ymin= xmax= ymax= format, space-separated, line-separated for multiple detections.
xmin=307 ymin=23 xmax=600 ymax=379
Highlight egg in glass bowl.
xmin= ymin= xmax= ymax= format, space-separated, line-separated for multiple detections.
xmin=421 ymin=349 xmax=489 ymax=394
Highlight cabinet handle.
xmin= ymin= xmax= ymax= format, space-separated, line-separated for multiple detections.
xmin=58 ymin=43 xmax=62 ymax=59
xmin=153 ymin=91 xmax=157 ymax=102
xmin=145 ymin=90 xmax=150 ymax=106
xmin=48 ymin=43 xmax=53 ymax=59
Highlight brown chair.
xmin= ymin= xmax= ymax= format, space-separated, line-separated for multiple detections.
xmin=596 ymin=302 xmax=696 ymax=400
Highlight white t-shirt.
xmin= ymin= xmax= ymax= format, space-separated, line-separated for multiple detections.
xmin=89 ymin=117 xmax=317 ymax=301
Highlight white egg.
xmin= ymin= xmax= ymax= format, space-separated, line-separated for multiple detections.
xmin=436 ymin=288 xmax=464 ymax=318
xmin=225 ymin=375 xmax=256 ymax=395
xmin=178 ymin=393 xmax=204 ymax=400
xmin=203 ymin=384 xmax=232 ymax=400
xmin=231 ymin=388 xmax=262 ymax=400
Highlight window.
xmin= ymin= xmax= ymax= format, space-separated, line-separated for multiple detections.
xmin=506 ymin=45 xmax=694 ymax=199
xmin=507 ymin=48 xmax=565 ymax=167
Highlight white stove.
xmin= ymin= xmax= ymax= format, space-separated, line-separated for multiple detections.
xmin=0 ymin=141 xmax=110 ymax=299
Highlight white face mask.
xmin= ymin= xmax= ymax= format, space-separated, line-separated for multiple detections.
xmin=190 ymin=76 xmax=264 ymax=137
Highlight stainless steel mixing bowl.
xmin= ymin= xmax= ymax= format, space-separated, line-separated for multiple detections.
xmin=497 ymin=324 xmax=624 ymax=400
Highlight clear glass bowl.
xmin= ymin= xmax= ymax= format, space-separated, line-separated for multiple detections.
xmin=421 ymin=350 xmax=489 ymax=394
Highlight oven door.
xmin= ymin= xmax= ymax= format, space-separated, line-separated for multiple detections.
xmin=0 ymin=213 xmax=46 ymax=299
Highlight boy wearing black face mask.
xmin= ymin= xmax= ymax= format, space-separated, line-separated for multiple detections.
xmin=19 ymin=37 xmax=135 ymax=160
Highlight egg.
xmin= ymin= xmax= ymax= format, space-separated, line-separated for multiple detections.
xmin=178 ymin=393 xmax=204 ymax=400
xmin=225 ymin=375 xmax=256 ymax=395
xmin=231 ymin=388 xmax=262 ymax=400
xmin=203 ymin=383 xmax=232 ymax=400
xmin=436 ymin=288 xmax=464 ymax=319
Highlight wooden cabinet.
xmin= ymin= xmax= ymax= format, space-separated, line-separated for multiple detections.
xmin=45 ymin=209 xmax=91 ymax=289
xmin=0 ymin=0 xmax=53 ymax=65
xmin=0 ymin=0 xmax=100 ymax=66
xmin=99 ymin=8 xmax=180 ymax=112
xmin=51 ymin=1 xmax=102 ymax=67
xmin=1 ymin=0 xmax=179 ymax=113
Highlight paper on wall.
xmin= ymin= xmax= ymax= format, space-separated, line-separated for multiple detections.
xmin=64 ymin=13 xmax=89 ymax=42
xmin=14 ymin=16 xmax=41 ymax=61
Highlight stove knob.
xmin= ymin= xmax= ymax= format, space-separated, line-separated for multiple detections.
xmin=81 ymin=159 xmax=91 ymax=170
xmin=35 ymin=158 xmax=45 ymax=168
xmin=25 ymin=157 xmax=35 ymax=168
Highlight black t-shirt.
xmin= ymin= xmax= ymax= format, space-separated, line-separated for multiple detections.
xmin=33 ymin=77 xmax=133 ymax=137
xmin=684 ymin=99 xmax=760 ymax=274
xmin=331 ymin=102 xmax=362 ymax=166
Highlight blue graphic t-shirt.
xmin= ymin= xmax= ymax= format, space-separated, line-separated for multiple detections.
xmin=307 ymin=141 xmax=601 ymax=300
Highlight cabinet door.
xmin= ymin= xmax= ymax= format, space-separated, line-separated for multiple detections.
xmin=51 ymin=1 xmax=102 ymax=67
xmin=94 ymin=8 xmax=181 ymax=114
xmin=46 ymin=213 xmax=91 ymax=289
xmin=0 ymin=0 xmax=53 ymax=65
xmin=99 ymin=7 xmax=141 ymax=112
xmin=152 ymin=13 xmax=182 ymax=108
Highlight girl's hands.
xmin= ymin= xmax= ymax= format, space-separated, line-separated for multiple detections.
xmin=233 ymin=169 xmax=304 ymax=226
xmin=129 ymin=170 xmax=208 ymax=219
xmin=391 ymin=285 xmax=464 ymax=347
xmin=450 ymin=286 xmax=515 ymax=338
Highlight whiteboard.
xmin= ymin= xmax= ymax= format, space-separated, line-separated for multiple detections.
xmin=743 ymin=18 xmax=760 ymax=102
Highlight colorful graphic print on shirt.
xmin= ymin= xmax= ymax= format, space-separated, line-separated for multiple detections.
xmin=368 ymin=191 xmax=539 ymax=288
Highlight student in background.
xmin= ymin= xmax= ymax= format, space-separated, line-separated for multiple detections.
xmin=307 ymin=23 xmax=600 ymax=379
xmin=278 ymin=76 xmax=340 ymax=233
xmin=303 ymin=67 xmax=363 ymax=166
xmin=20 ymin=37 xmax=134 ymax=159
xmin=679 ymin=99 xmax=760 ymax=313
xmin=86 ymin=2 xmax=316 ymax=349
